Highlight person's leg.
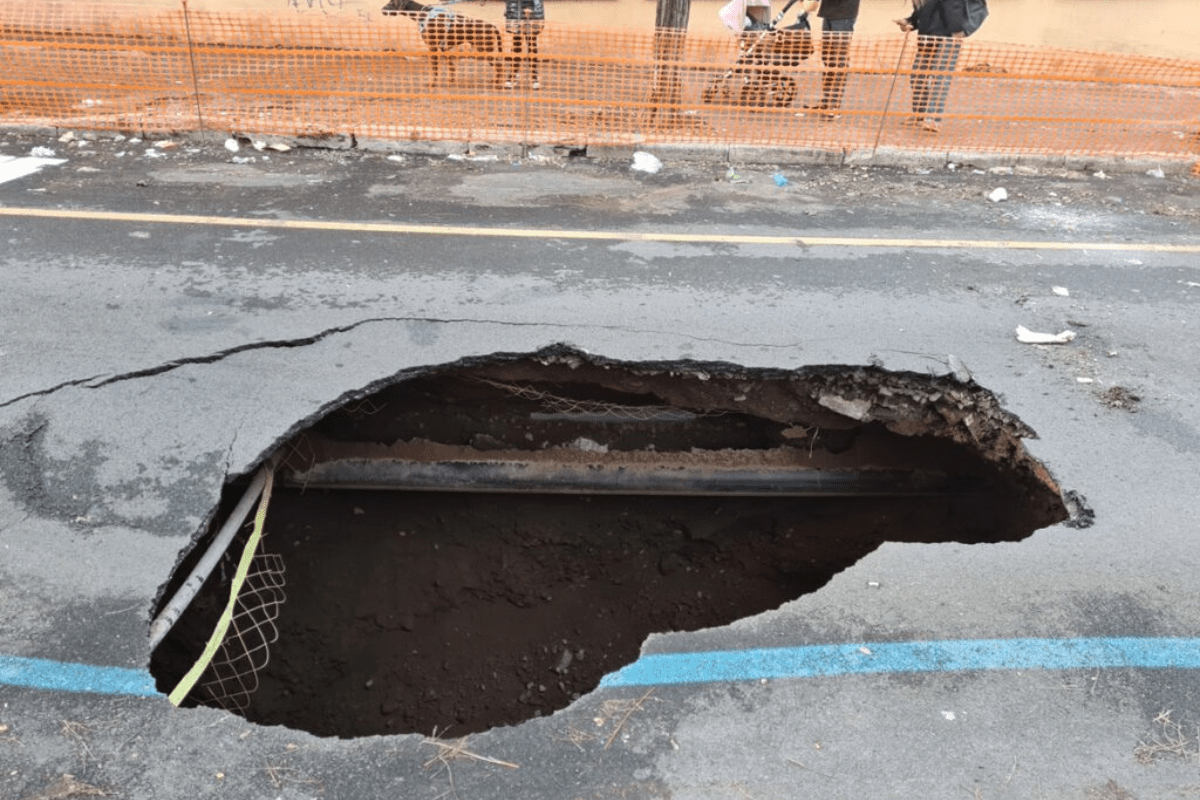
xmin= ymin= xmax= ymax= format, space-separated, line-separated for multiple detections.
xmin=505 ymin=31 xmax=525 ymax=86
xmin=820 ymin=17 xmax=853 ymax=110
xmin=528 ymin=31 xmax=540 ymax=86
xmin=909 ymin=36 xmax=936 ymax=119
xmin=923 ymin=35 xmax=961 ymax=123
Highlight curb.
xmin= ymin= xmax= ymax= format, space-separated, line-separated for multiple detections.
xmin=5 ymin=124 xmax=1197 ymax=176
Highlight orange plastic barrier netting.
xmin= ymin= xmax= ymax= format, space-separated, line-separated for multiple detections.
xmin=3 ymin=1 xmax=1199 ymax=162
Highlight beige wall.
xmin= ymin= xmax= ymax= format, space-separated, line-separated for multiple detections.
xmin=112 ymin=0 xmax=1200 ymax=59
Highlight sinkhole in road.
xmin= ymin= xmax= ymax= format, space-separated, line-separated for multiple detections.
xmin=150 ymin=346 xmax=1069 ymax=738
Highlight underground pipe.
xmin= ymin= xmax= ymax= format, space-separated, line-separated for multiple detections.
xmin=148 ymin=460 xmax=275 ymax=652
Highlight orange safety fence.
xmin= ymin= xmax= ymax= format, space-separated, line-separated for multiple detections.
xmin=2 ymin=1 xmax=1199 ymax=164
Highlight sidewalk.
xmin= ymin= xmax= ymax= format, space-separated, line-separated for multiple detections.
xmin=2 ymin=1 xmax=1199 ymax=169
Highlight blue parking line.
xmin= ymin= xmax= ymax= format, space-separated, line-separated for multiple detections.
xmin=0 ymin=654 xmax=158 ymax=697
xmin=4 ymin=638 xmax=1199 ymax=698
xmin=600 ymin=637 xmax=1200 ymax=687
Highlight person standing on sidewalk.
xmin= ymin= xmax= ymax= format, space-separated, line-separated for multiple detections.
xmin=895 ymin=0 xmax=986 ymax=133
xmin=803 ymin=0 xmax=860 ymax=119
xmin=504 ymin=0 xmax=545 ymax=90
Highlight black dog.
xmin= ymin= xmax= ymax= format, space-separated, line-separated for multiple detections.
xmin=382 ymin=0 xmax=503 ymax=86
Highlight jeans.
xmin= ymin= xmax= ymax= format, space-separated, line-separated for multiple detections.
xmin=910 ymin=35 xmax=962 ymax=122
xmin=820 ymin=17 xmax=855 ymax=109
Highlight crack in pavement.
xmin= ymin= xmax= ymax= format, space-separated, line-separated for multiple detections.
xmin=0 ymin=316 xmax=806 ymax=410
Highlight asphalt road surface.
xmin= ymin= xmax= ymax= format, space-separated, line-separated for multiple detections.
xmin=2 ymin=130 xmax=1200 ymax=800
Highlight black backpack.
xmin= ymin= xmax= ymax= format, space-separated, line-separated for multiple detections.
xmin=961 ymin=0 xmax=988 ymax=36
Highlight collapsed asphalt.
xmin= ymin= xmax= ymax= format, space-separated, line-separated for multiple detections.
xmin=2 ymin=129 xmax=1200 ymax=800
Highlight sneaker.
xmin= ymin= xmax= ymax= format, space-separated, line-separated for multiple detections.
xmin=531 ymin=80 xmax=540 ymax=90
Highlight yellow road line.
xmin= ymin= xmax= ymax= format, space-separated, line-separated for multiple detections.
xmin=2 ymin=206 xmax=1199 ymax=253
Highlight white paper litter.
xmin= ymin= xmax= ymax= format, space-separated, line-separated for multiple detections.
xmin=224 ymin=138 xmax=240 ymax=153
xmin=988 ymin=187 xmax=1008 ymax=202
xmin=631 ymin=151 xmax=663 ymax=174
xmin=1 ymin=155 xmax=68 ymax=185
xmin=1016 ymin=325 xmax=1076 ymax=344
xmin=1052 ymin=286 xmax=1070 ymax=297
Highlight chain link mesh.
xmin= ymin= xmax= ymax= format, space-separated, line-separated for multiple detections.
xmin=191 ymin=547 xmax=287 ymax=713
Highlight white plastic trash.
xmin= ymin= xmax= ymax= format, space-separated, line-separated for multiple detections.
xmin=1015 ymin=325 xmax=1076 ymax=345
xmin=631 ymin=151 xmax=663 ymax=174
xmin=988 ymin=187 xmax=1008 ymax=202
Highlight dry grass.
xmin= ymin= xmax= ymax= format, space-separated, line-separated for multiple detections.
xmin=258 ymin=742 xmax=324 ymax=792
xmin=421 ymin=732 xmax=519 ymax=800
xmin=58 ymin=721 xmax=97 ymax=765
xmin=557 ymin=725 xmax=599 ymax=751
xmin=22 ymin=774 xmax=109 ymax=800
xmin=598 ymin=689 xmax=656 ymax=750
xmin=1134 ymin=709 xmax=1199 ymax=765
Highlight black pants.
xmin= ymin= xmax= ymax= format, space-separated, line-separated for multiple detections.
xmin=819 ymin=18 xmax=855 ymax=109
xmin=506 ymin=30 xmax=540 ymax=83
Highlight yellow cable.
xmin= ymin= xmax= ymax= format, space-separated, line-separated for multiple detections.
xmin=168 ymin=465 xmax=275 ymax=707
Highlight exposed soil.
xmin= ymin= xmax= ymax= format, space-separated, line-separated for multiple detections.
xmin=151 ymin=348 xmax=1069 ymax=738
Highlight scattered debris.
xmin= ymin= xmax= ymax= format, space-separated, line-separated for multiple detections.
xmin=1086 ymin=779 xmax=1136 ymax=800
xmin=963 ymin=62 xmax=1007 ymax=74
xmin=1061 ymin=490 xmax=1095 ymax=529
xmin=29 ymin=146 xmax=56 ymax=158
xmin=631 ymin=151 xmax=663 ymax=174
xmin=1099 ymin=386 xmax=1140 ymax=411
xmin=21 ymin=774 xmax=109 ymax=800
xmin=946 ymin=353 xmax=973 ymax=383
xmin=1015 ymin=325 xmax=1076 ymax=344
xmin=988 ymin=187 xmax=1008 ymax=202
xmin=1145 ymin=168 xmax=1165 ymax=179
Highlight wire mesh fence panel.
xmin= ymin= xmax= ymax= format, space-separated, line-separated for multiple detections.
xmin=193 ymin=550 xmax=287 ymax=714
xmin=2 ymin=1 xmax=1198 ymax=162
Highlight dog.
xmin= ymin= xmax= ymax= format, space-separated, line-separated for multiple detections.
xmin=382 ymin=0 xmax=503 ymax=86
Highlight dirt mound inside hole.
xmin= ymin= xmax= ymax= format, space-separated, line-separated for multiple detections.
xmin=150 ymin=347 xmax=1069 ymax=738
